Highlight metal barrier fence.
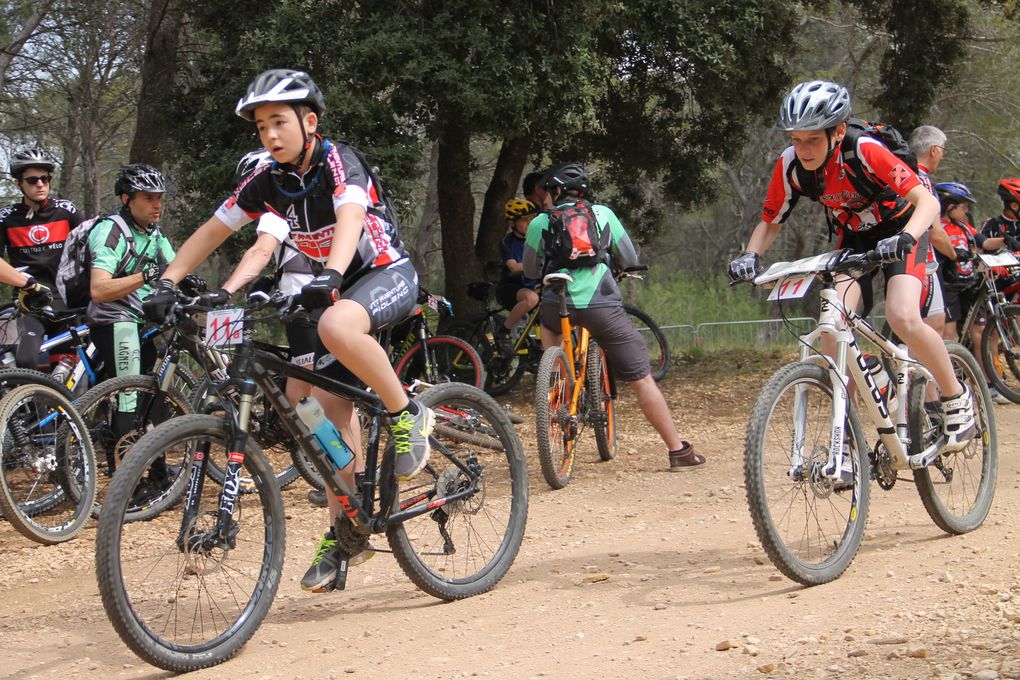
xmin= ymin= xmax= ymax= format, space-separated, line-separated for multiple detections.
xmin=647 ymin=317 xmax=819 ymax=351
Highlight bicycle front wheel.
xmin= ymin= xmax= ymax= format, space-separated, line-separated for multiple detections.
xmin=744 ymin=361 xmax=870 ymax=585
xmin=0 ymin=383 xmax=96 ymax=544
xmin=911 ymin=342 xmax=998 ymax=534
xmin=95 ymin=415 xmax=285 ymax=672
xmin=386 ymin=382 xmax=528 ymax=600
xmin=586 ymin=340 xmax=616 ymax=461
xmin=979 ymin=303 xmax=1020 ymax=403
xmin=394 ymin=335 xmax=486 ymax=389
xmin=535 ymin=346 xmax=577 ymax=489
xmin=623 ymin=304 xmax=670 ymax=382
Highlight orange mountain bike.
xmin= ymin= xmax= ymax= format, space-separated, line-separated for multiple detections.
xmin=534 ymin=272 xmax=617 ymax=489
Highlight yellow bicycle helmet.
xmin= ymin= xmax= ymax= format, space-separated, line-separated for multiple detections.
xmin=505 ymin=198 xmax=538 ymax=221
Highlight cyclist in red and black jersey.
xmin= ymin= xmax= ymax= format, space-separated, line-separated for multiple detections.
xmin=729 ymin=80 xmax=976 ymax=451
xmin=980 ymin=178 xmax=1020 ymax=253
xmin=0 ymin=147 xmax=81 ymax=367
xmin=145 ymin=69 xmax=434 ymax=592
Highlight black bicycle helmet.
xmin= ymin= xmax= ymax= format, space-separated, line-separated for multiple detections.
xmin=9 ymin=147 xmax=57 ymax=178
xmin=541 ymin=163 xmax=590 ymax=196
xmin=233 ymin=149 xmax=272 ymax=187
xmin=235 ymin=69 xmax=326 ymax=121
xmin=114 ymin=163 xmax=167 ymax=196
xmin=935 ymin=181 xmax=976 ymax=206
xmin=777 ymin=80 xmax=851 ymax=132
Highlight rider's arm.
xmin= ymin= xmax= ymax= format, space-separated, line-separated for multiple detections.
xmin=0 ymin=258 xmax=31 ymax=288
xmin=930 ymin=219 xmax=956 ymax=259
xmin=522 ymin=213 xmax=548 ymax=280
xmin=161 ymin=216 xmax=235 ymax=283
xmin=323 ymin=203 xmax=365 ymax=275
xmin=745 ymin=220 xmax=783 ymax=255
xmin=221 ymin=231 xmax=281 ymax=294
xmin=601 ymin=206 xmax=640 ymax=270
xmin=90 ymin=268 xmax=146 ymax=303
xmin=900 ymin=185 xmax=940 ymax=242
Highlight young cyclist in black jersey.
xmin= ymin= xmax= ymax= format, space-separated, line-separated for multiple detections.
xmin=729 ymin=80 xmax=975 ymax=452
xmin=523 ymin=163 xmax=704 ymax=470
xmin=144 ymin=69 xmax=432 ymax=592
xmin=980 ymin=179 xmax=1020 ymax=253
xmin=0 ymin=147 xmax=82 ymax=367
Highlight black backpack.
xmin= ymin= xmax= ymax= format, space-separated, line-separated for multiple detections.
xmin=788 ymin=118 xmax=917 ymax=240
xmin=56 ymin=213 xmax=137 ymax=308
xmin=542 ymin=199 xmax=611 ymax=270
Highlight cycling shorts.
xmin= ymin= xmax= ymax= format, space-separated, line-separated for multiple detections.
xmin=922 ymin=273 xmax=944 ymax=318
xmin=540 ymin=303 xmax=650 ymax=382
xmin=496 ymin=282 xmax=535 ymax=311
xmin=841 ymin=230 xmax=930 ymax=283
xmin=943 ymin=285 xmax=979 ymax=324
xmin=286 ymin=310 xmax=359 ymax=386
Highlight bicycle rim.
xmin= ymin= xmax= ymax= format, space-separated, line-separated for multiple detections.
xmin=623 ymin=304 xmax=670 ymax=382
xmin=0 ymin=383 xmax=96 ymax=544
xmin=95 ymin=415 xmax=284 ymax=672
xmin=535 ymin=347 xmax=576 ymax=489
xmin=587 ymin=341 xmax=616 ymax=461
xmin=980 ymin=304 xmax=1020 ymax=403
xmin=386 ymin=383 xmax=528 ymax=600
xmin=744 ymin=362 xmax=869 ymax=585
xmin=395 ymin=336 xmax=485 ymax=389
xmin=912 ymin=342 xmax=998 ymax=534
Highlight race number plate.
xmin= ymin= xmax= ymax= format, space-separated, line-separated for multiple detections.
xmin=205 ymin=307 xmax=244 ymax=346
xmin=978 ymin=251 xmax=1020 ymax=268
xmin=767 ymin=273 xmax=814 ymax=301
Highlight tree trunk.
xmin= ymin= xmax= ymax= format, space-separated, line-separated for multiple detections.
xmin=0 ymin=1 xmax=54 ymax=87
xmin=129 ymin=0 xmax=184 ymax=165
xmin=476 ymin=135 xmax=532 ymax=271
xmin=437 ymin=120 xmax=482 ymax=318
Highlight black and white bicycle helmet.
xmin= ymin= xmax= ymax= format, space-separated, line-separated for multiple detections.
xmin=235 ymin=69 xmax=326 ymax=121
xmin=777 ymin=80 xmax=852 ymax=132
xmin=114 ymin=163 xmax=167 ymax=196
xmin=233 ymin=149 xmax=272 ymax=187
xmin=9 ymin=147 xmax=57 ymax=177
xmin=542 ymin=163 xmax=590 ymax=196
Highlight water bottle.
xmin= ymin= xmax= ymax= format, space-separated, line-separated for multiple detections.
xmin=863 ymin=354 xmax=895 ymax=410
xmin=296 ymin=396 xmax=354 ymax=470
xmin=50 ymin=354 xmax=76 ymax=385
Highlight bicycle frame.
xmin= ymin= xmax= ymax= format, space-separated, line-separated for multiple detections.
xmin=794 ymin=282 xmax=938 ymax=477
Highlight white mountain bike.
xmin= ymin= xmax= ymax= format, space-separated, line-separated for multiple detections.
xmin=743 ymin=249 xmax=997 ymax=585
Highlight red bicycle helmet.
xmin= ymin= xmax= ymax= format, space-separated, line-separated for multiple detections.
xmin=997 ymin=178 xmax=1020 ymax=205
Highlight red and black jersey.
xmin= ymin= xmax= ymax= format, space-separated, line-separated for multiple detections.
xmin=0 ymin=198 xmax=82 ymax=291
xmin=939 ymin=218 xmax=979 ymax=284
xmin=980 ymin=213 xmax=1020 ymax=242
xmin=761 ymin=136 xmax=920 ymax=240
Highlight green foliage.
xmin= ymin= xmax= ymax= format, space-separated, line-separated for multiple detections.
xmin=619 ymin=270 xmax=771 ymax=326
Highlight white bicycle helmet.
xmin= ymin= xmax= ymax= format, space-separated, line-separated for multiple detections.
xmin=777 ymin=80 xmax=851 ymax=131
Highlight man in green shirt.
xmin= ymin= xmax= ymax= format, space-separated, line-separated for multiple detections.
xmin=522 ymin=163 xmax=704 ymax=471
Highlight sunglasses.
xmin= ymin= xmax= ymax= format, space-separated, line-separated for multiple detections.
xmin=21 ymin=175 xmax=51 ymax=186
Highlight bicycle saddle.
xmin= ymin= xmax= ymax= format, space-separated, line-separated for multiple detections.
xmin=542 ymin=272 xmax=574 ymax=287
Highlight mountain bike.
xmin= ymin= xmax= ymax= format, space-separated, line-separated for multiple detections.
xmin=743 ymin=249 xmax=997 ymax=586
xmin=389 ymin=287 xmax=485 ymax=389
xmin=0 ymin=380 xmax=96 ymax=543
xmin=534 ymin=272 xmax=617 ymax=489
xmin=95 ymin=291 xmax=528 ymax=672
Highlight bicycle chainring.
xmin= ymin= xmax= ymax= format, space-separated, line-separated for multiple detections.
xmin=870 ymin=443 xmax=896 ymax=490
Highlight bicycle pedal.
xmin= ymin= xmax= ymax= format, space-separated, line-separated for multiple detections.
xmin=331 ymin=552 xmax=352 ymax=591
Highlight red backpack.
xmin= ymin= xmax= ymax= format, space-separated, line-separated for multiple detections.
xmin=543 ymin=199 xmax=610 ymax=270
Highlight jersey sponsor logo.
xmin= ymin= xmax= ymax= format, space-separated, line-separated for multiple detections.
xmin=326 ymin=146 xmax=347 ymax=193
xmin=7 ymin=219 xmax=70 ymax=247
xmin=890 ymin=164 xmax=911 ymax=189
xmin=290 ymin=223 xmax=333 ymax=261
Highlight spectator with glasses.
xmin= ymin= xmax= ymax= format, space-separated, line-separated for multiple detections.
xmin=0 ymin=147 xmax=82 ymax=367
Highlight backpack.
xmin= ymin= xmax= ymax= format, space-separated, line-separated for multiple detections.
xmin=542 ymin=199 xmax=611 ymax=270
xmin=788 ymin=117 xmax=918 ymax=240
xmin=56 ymin=213 xmax=136 ymax=308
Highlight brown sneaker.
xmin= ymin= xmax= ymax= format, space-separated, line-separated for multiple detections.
xmin=668 ymin=442 xmax=705 ymax=471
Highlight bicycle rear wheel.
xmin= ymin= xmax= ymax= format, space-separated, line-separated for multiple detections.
xmin=76 ymin=375 xmax=194 ymax=520
xmin=393 ymin=335 xmax=486 ymax=389
xmin=95 ymin=415 xmax=284 ymax=672
xmin=911 ymin=342 xmax=997 ymax=534
xmin=979 ymin=303 xmax=1020 ymax=403
xmin=744 ymin=361 xmax=870 ymax=585
xmin=535 ymin=346 xmax=577 ymax=489
xmin=447 ymin=320 xmax=527 ymax=397
xmin=0 ymin=383 xmax=96 ymax=544
xmin=623 ymin=304 xmax=670 ymax=382
xmin=386 ymin=382 xmax=528 ymax=600
xmin=586 ymin=340 xmax=616 ymax=461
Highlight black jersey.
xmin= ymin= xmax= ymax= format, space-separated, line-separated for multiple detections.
xmin=0 ymin=198 xmax=82 ymax=291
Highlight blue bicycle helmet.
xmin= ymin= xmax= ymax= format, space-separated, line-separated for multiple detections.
xmin=935 ymin=181 xmax=976 ymax=205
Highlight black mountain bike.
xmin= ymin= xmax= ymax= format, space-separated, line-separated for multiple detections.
xmin=95 ymin=292 xmax=529 ymax=672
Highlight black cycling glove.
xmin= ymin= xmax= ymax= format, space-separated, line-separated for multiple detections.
xmin=142 ymin=279 xmax=179 ymax=323
xmin=874 ymin=232 xmax=916 ymax=264
xmin=299 ymin=268 xmax=344 ymax=309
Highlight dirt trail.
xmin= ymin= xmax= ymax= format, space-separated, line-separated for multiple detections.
xmin=2 ymin=351 xmax=1019 ymax=680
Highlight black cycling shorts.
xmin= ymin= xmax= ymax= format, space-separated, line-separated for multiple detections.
xmin=540 ymin=303 xmax=651 ymax=382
